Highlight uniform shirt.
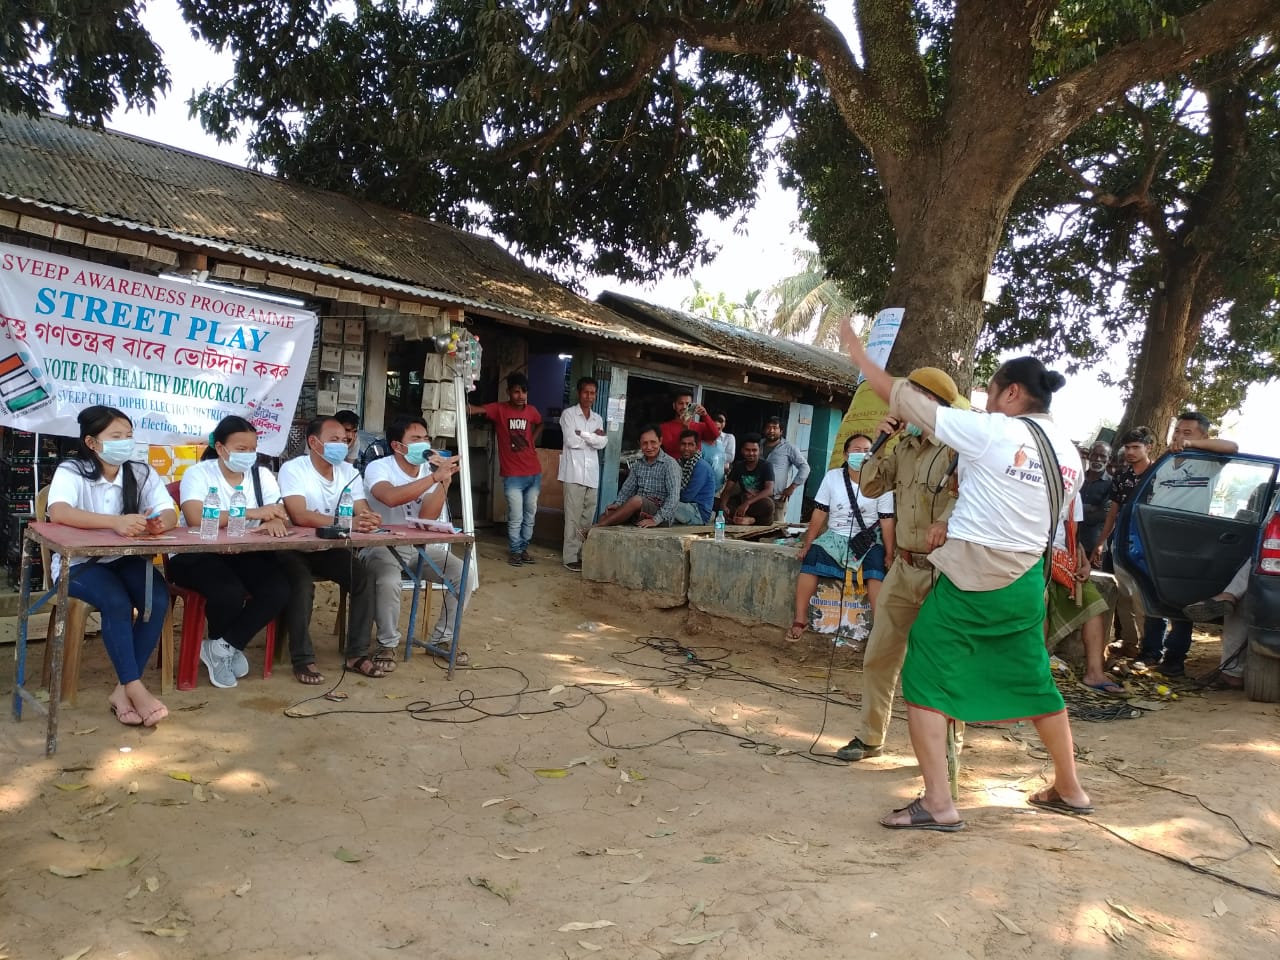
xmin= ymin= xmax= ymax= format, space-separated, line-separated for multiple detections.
xmin=177 ymin=458 xmax=280 ymax=530
xmin=364 ymin=456 xmax=449 ymax=526
xmin=814 ymin=467 xmax=893 ymax=538
xmin=859 ymin=433 xmax=957 ymax=553
xmin=47 ymin=459 xmax=174 ymax=573
xmin=558 ymin=405 xmax=607 ymax=488
xmin=482 ymin=401 xmax=542 ymax=477
xmin=614 ymin=450 xmax=681 ymax=525
xmin=278 ymin=456 xmax=364 ymax=517
xmin=764 ymin=437 xmax=810 ymax=496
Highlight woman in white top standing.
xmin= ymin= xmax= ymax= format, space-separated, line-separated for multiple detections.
xmin=169 ymin=415 xmax=294 ymax=689
xmin=788 ymin=433 xmax=895 ymax=640
xmin=847 ymin=332 xmax=1089 ymax=833
xmin=47 ymin=405 xmax=178 ymax=727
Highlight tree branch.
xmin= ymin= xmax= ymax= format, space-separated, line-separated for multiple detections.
xmin=1026 ymin=0 xmax=1280 ymax=158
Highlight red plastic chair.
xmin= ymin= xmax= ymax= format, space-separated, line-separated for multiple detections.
xmin=165 ymin=481 xmax=277 ymax=691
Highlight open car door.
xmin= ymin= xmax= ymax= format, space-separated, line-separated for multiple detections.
xmin=1115 ymin=451 xmax=1280 ymax=620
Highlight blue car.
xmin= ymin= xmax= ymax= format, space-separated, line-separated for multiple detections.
xmin=1112 ymin=450 xmax=1280 ymax=702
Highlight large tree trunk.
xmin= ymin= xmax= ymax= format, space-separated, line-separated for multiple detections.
xmin=1114 ymin=254 xmax=1209 ymax=447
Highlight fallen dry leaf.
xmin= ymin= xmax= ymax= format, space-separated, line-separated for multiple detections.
xmin=234 ymin=879 xmax=252 ymax=897
xmin=79 ymin=801 xmax=119 ymax=821
xmin=1147 ymin=919 xmax=1179 ymax=937
xmin=619 ymin=870 xmax=652 ymax=885
xmin=646 ymin=830 xmax=675 ymax=839
xmin=1106 ymin=900 xmax=1145 ymax=926
xmin=766 ymin=834 xmax=799 ymax=846
xmin=534 ymin=768 xmax=568 ymax=778
xmin=51 ymin=827 xmax=91 ymax=843
xmin=558 ymin=921 xmax=615 ymax=932
xmin=167 ymin=771 xmax=192 ymax=783
xmin=671 ymin=931 xmax=724 ymax=945
xmin=126 ymin=781 xmax=139 ymax=795
xmin=192 ymin=785 xmax=206 ymax=802
xmin=59 ymin=948 xmax=92 ymax=960
xmin=567 ymin=756 xmax=592 ymax=767
xmin=71 ymin=728 xmax=98 ymax=736
xmin=993 ymin=912 xmax=1027 ymax=935
xmin=494 ymin=853 xmax=520 ymax=861
xmin=577 ymin=941 xmax=603 ymax=952
xmin=1104 ymin=919 xmax=1125 ymax=944
xmin=144 ymin=876 xmax=160 ymax=892
xmin=482 ymin=797 xmax=511 ymax=808
xmin=91 ymin=854 xmax=138 ymax=871
xmin=1213 ymin=897 xmax=1228 ymax=917
xmin=333 ymin=847 xmax=363 ymax=863
xmin=123 ymin=882 xmax=141 ymax=900
xmin=468 ymin=876 xmax=514 ymax=903
xmin=417 ymin=785 xmax=439 ymax=794
xmin=604 ymin=848 xmax=639 ymax=856
xmin=142 ymin=928 xmax=188 ymax=939
xmin=49 ymin=865 xmax=88 ymax=878
xmin=513 ymin=846 xmax=543 ymax=854
xmin=548 ymin=684 xmax=565 ymax=697
xmin=54 ymin=783 xmax=89 ymax=792
xmin=760 ymin=761 xmax=780 ymax=775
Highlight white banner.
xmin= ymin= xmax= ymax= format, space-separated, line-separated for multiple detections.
xmin=857 ymin=307 xmax=904 ymax=384
xmin=0 ymin=242 xmax=316 ymax=454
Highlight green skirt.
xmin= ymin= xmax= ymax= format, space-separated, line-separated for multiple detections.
xmin=902 ymin=562 xmax=1065 ymax=723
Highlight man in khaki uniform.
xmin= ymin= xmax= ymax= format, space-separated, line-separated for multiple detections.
xmin=835 ymin=367 xmax=964 ymax=762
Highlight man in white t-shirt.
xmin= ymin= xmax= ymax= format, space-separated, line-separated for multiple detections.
xmin=361 ymin=415 xmax=472 ymax=668
xmin=559 ymin=377 xmax=607 ymax=571
xmin=279 ymin=416 xmax=383 ymax=678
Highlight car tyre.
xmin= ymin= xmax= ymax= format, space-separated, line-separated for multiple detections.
xmin=1244 ymin=637 xmax=1280 ymax=703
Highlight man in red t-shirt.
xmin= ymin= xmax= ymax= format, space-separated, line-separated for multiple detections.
xmin=659 ymin=389 xmax=721 ymax=458
xmin=468 ymin=372 xmax=544 ymax=567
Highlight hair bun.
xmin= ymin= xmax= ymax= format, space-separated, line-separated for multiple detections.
xmin=1043 ymin=370 xmax=1066 ymax=393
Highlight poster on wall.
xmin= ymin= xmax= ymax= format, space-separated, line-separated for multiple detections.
xmin=829 ymin=307 xmax=905 ymax=469
xmin=0 ymin=242 xmax=316 ymax=454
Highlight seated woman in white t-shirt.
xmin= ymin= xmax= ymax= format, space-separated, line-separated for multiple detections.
xmin=169 ymin=415 xmax=295 ymax=689
xmin=788 ymin=433 xmax=895 ymax=641
xmin=46 ymin=405 xmax=178 ymax=728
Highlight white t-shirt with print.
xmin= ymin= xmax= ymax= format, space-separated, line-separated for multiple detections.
xmin=278 ymin=456 xmax=365 ymax=517
xmin=934 ymin=409 xmax=1082 ymax=553
xmin=814 ymin=467 xmax=894 ymax=538
xmin=1053 ymin=495 xmax=1086 ymax=552
xmin=363 ymin=456 xmax=449 ymax=527
xmin=47 ymin=460 xmax=174 ymax=572
xmin=1147 ymin=457 xmax=1222 ymax=514
xmin=177 ymin=458 xmax=280 ymax=530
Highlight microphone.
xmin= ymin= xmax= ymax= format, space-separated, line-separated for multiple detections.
xmin=330 ymin=474 xmax=360 ymax=523
xmin=868 ymin=430 xmax=892 ymax=456
xmin=317 ymin=473 xmax=360 ymax=539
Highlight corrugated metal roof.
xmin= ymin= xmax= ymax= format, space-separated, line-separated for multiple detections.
xmin=598 ymin=291 xmax=857 ymax=393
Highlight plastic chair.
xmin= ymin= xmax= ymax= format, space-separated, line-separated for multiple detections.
xmin=34 ymin=485 xmax=175 ymax=703
xmin=165 ymin=481 xmax=277 ymax=690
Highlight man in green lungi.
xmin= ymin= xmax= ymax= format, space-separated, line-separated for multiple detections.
xmin=834 ymin=367 xmax=964 ymax=762
xmin=847 ymin=331 xmax=1092 ymax=833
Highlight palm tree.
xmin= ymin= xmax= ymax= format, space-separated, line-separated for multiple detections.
xmin=764 ymin=249 xmax=868 ymax=349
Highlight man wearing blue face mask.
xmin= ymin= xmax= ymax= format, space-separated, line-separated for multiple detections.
xmin=834 ymin=367 xmax=966 ymax=763
xmin=279 ymin=416 xmax=384 ymax=677
xmin=361 ymin=415 xmax=472 ymax=669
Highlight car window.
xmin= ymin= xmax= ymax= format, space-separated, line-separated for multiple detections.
xmin=1143 ymin=457 xmax=1275 ymax=521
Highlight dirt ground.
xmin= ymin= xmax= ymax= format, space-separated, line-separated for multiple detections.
xmin=2 ymin=533 xmax=1279 ymax=960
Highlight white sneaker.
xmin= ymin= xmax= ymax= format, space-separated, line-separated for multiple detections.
xmin=231 ymin=647 xmax=250 ymax=678
xmin=200 ymin=637 xmax=239 ymax=688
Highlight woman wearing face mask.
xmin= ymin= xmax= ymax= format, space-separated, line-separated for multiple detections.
xmin=46 ymin=405 xmax=178 ymax=727
xmin=787 ymin=433 xmax=896 ymax=641
xmin=168 ymin=416 xmax=294 ymax=689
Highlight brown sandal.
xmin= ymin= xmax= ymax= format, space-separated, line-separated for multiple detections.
xmin=294 ymin=663 xmax=326 ymax=685
xmin=785 ymin=621 xmax=807 ymax=641
xmin=372 ymin=651 xmax=398 ymax=673
xmin=345 ymin=656 xmax=386 ymax=678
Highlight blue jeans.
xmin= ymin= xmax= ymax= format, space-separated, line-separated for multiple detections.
xmin=1142 ymin=617 xmax=1192 ymax=670
xmin=503 ymin=474 xmax=541 ymax=555
xmin=66 ymin=557 xmax=168 ymax=685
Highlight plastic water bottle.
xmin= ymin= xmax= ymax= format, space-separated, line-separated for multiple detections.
xmin=337 ymin=488 xmax=355 ymax=532
xmin=714 ymin=510 xmax=726 ymax=541
xmin=228 ymin=485 xmax=248 ymax=537
xmin=199 ymin=487 xmax=220 ymax=541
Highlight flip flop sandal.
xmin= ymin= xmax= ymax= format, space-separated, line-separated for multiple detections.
xmin=880 ymin=798 xmax=965 ymax=832
xmin=1083 ymin=680 xmax=1125 ymax=695
xmin=372 ymin=652 xmax=398 ymax=673
xmin=294 ymin=664 xmax=327 ymax=685
xmin=785 ymin=621 xmax=806 ymax=642
xmin=428 ymin=647 xmax=470 ymax=667
xmin=110 ymin=703 xmax=144 ymax=726
xmin=1029 ymin=790 xmax=1094 ymax=816
xmin=345 ymin=656 xmax=387 ymax=678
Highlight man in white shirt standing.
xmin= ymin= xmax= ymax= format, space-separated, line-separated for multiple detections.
xmin=362 ymin=415 xmax=472 ymax=667
xmin=559 ymin=376 xmax=608 ymax=571
xmin=279 ymin=416 xmax=384 ymax=678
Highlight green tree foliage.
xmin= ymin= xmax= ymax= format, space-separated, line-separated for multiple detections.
xmin=0 ymin=1 xmax=168 ymax=120
xmin=762 ymin=248 xmax=864 ymax=349
xmin=985 ymin=42 xmax=1280 ymax=431
xmin=682 ymin=279 xmax=766 ymax=331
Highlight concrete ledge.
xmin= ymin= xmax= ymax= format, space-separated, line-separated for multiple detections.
xmin=581 ymin=525 xmax=709 ymax=607
xmin=688 ymin=538 xmax=799 ymax=629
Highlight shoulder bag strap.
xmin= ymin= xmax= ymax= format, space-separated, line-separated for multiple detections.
xmin=1019 ymin=417 xmax=1066 ymax=584
xmin=251 ymin=462 xmax=264 ymax=508
xmin=841 ymin=468 xmax=872 ymax=534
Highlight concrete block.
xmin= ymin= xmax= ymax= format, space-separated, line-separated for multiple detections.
xmin=688 ymin=538 xmax=798 ymax=629
xmin=581 ymin=526 xmax=700 ymax=608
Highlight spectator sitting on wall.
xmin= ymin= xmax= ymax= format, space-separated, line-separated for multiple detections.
xmin=674 ymin=429 xmax=716 ymax=525
xmin=591 ymin=424 xmax=681 ymax=530
xmin=717 ymin=433 xmax=776 ymax=526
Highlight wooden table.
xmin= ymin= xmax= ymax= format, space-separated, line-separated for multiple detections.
xmin=12 ymin=522 xmax=474 ymax=756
